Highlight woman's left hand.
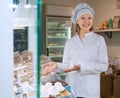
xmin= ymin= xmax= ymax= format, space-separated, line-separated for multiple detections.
xmin=63 ymin=64 xmax=80 ymax=72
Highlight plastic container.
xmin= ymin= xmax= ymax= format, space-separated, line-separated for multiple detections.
xmin=109 ymin=18 xmax=113 ymax=29
xmin=56 ymin=73 xmax=67 ymax=80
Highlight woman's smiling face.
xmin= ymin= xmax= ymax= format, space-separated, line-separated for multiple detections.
xmin=77 ymin=14 xmax=93 ymax=32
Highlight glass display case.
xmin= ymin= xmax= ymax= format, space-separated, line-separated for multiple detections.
xmin=46 ymin=16 xmax=73 ymax=62
xmin=13 ymin=0 xmax=42 ymax=98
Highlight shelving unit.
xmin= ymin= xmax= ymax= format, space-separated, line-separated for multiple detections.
xmin=94 ymin=29 xmax=120 ymax=38
xmin=94 ymin=29 xmax=120 ymax=33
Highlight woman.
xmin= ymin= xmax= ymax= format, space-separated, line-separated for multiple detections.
xmin=43 ymin=3 xmax=108 ymax=98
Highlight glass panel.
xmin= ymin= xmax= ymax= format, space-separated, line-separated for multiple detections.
xmin=12 ymin=0 xmax=41 ymax=98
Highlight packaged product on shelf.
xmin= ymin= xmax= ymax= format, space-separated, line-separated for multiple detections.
xmin=113 ymin=16 xmax=120 ymax=29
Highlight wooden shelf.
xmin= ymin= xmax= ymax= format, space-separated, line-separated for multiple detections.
xmin=94 ymin=29 xmax=120 ymax=38
xmin=94 ymin=29 xmax=120 ymax=33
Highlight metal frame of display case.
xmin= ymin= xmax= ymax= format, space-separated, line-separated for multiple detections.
xmin=37 ymin=0 xmax=42 ymax=98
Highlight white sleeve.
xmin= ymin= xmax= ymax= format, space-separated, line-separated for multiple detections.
xmin=80 ymin=36 xmax=108 ymax=74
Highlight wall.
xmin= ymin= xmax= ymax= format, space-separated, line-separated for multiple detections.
xmin=0 ymin=0 xmax=13 ymax=98
xmin=88 ymin=0 xmax=120 ymax=26
xmin=42 ymin=0 xmax=120 ymax=26
xmin=42 ymin=0 xmax=120 ymax=57
xmin=88 ymin=0 xmax=120 ymax=57
xmin=98 ymin=32 xmax=120 ymax=57
xmin=42 ymin=0 xmax=88 ymax=7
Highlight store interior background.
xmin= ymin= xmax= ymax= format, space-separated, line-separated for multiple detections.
xmin=12 ymin=0 xmax=120 ymax=74
xmin=13 ymin=0 xmax=120 ymax=63
xmin=42 ymin=0 xmax=120 ymax=58
xmin=0 ymin=0 xmax=120 ymax=98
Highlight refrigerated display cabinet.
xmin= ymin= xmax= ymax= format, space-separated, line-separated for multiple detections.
xmin=45 ymin=16 xmax=74 ymax=62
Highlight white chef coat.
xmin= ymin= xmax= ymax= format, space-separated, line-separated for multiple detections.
xmin=58 ymin=31 xmax=108 ymax=98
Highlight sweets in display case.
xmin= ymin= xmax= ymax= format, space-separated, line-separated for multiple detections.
xmin=13 ymin=51 xmax=35 ymax=98
xmin=40 ymin=55 xmax=72 ymax=98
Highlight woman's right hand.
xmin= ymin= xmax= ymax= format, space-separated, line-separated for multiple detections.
xmin=63 ymin=64 xmax=80 ymax=72
xmin=42 ymin=62 xmax=57 ymax=75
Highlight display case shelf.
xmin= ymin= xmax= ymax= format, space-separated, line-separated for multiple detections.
xmin=48 ymin=31 xmax=67 ymax=33
xmin=49 ymin=55 xmax=63 ymax=58
xmin=48 ymin=46 xmax=64 ymax=48
xmin=48 ymin=36 xmax=68 ymax=38
xmin=48 ymin=26 xmax=68 ymax=29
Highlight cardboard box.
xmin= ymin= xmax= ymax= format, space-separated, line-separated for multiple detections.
xmin=112 ymin=73 xmax=120 ymax=98
xmin=100 ymin=74 xmax=114 ymax=98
